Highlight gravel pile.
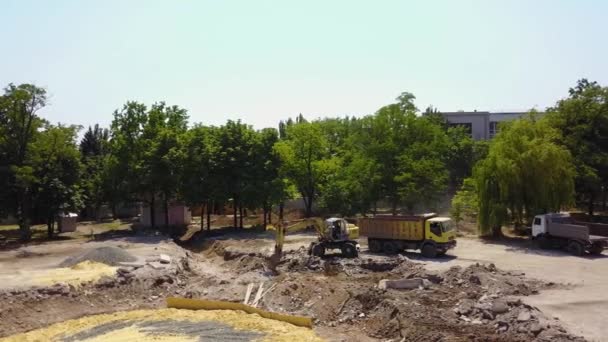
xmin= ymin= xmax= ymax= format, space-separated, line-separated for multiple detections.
xmin=59 ymin=246 xmax=137 ymax=267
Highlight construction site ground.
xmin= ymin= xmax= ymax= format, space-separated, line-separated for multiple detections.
xmin=0 ymin=222 xmax=605 ymax=341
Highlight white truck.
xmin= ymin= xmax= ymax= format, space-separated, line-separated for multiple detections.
xmin=532 ymin=213 xmax=608 ymax=256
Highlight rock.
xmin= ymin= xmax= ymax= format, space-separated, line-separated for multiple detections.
xmin=469 ymin=275 xmax=481 ymax=285
xmin=460 ymin=315 xmax=471 ymax=322
xmin=147 ymin=261 xmax=167 ymax=270
xmin=482 ymin=310 xmax=495 ymax=320
xmin=359 ymin=313 xmax=366 ymax=318
xmin=457 ymin=300 xmax=474 ymax=315
xmin=530 ymin=323 xmax=544 ymax=335
xmin=491 ymin=300 xmax=509 ymax=314
xmin=159 ymin=254 xmax=171 ymax=264
xmin=517 ymin=310 xmax=531 ymax=322
xmin=471 ymin=319 xmax=483 ymax=325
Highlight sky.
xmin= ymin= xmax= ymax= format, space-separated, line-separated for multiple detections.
xmin=1 ymin=0 xmax=607 ymax=130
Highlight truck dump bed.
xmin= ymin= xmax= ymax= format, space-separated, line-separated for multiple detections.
xmin=358 ymin=216 xmax=425 ymax=241
xmin=547 ymin=223 xmax=591 ymax=241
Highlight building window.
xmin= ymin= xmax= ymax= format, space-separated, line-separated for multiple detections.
xmin=448 ymin=123 xmax=472 ymax=138
xmin=489 ymin=121 xmax=499 ymax=138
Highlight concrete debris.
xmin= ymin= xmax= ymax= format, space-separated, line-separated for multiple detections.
xmin=491 ymin=300 xmax=509 ymax=314
xmin=378 ymin=278 xmax=430 ymax=290
xmin=517 ymin=310 xmax=532 ymax=322
xmin=159 ymin=254 xmax=171 ymax=264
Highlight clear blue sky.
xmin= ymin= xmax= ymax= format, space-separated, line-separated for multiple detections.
xmin=1 ymin=0 xmax=607 ymax=130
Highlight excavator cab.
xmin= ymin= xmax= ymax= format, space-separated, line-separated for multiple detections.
xmin=325 ymin=218 xmax=349 ymax=242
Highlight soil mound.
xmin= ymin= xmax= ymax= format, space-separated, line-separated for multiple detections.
xmin=60 ymin=247 xmax=137 ymax=267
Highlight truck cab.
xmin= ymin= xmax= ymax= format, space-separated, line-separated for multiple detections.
xmin=531 ymin=214 xmax=549 ymax=237
xmin=426 ymin=217 xmax=456 ymax=244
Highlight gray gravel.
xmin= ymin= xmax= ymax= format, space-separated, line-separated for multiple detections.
xmin=61 ymin=319 xmax=264 ymax=342
xmin=59 ymin=246 xmax=137 ymax=267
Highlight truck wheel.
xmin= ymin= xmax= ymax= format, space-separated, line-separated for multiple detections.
xmin=421 ymin=244 xmax=438 ymax=258
xmin=566 ymin=241 xmax=584 ymax=256
xmin=311 ymin=243 xmax=325 ymax=257
xmin=589 ymin=244 xmax=603 ymax=255
xmin=341 ymin=243 xmax=358 ymax=258
xmin=382 ymin=241 xmax=399 ymax=255
xmin=536 ymin=235 xmax=550 ymax=249
xmin=368 ymin=239 xmax=382 ymax=253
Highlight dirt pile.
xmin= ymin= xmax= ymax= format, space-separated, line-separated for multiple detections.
xmin=60 ymin=246 xmax=137 ymax=267
xmin=258 ymin=260 xmax=581 ymax=341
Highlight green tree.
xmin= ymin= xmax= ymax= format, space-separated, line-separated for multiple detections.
xmin=216 ymin=120 xmax=257 ymax=228
xmin=142 ymin=103 xmax=189 ymax=229
xmin=32 ymin=124 xmax=84 ymax=238
xmin=274 ymin=122 xmax=331 ymax=217
xmin=450 ymin=178 xmax=478 ymax=227
xmin=79 ymin=124 xmax=110 ymax=220
xmin=362 ymin=95 xmax=449 ymax=214
xmin=475 ymin=113 xmax=575 ymax=236
xmin=547 ymin=79 xmax=608 ymax=214
xmin=0 ymin=83 xmax=47 ymax=241
xmin=180 ymin=125 xmax=219 ymax=230
xmin=108 ymin=102 xmax=148 ymax=221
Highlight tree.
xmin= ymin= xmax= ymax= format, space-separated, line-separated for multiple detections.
xmin=274 ymin=122 xmax=331 ymax=217
xmin=450 ymin=178 xmax=478 ymax=228
xmin=79 ymin=124 xmax=110 ymax=220
xmin=362 ymin=96 xmax=449 ymax=214
xmin=244 ymin=128 xmax=283 ymax=229
xmin=547 ymin=79 xmax=608 ymax=215
xmin=215 ymin=120 xmax=256 ymax=228
xmin=142 ymin=103 xmax=189 ymax=229
xmin=108 ymin=102 xmax=148 ymax=221
xmin=32 ymin=124 xmax=84 ymax=238
xmin=474 ymin=113 xmax=575 ymax=236
xmin=180 ymin=125 xmax=219 ymax=230
xmin=0 ymin=84 xmax=47 ymax=241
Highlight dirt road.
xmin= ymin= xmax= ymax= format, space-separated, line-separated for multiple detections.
xmin=419 ymin=237 xmax=608 ymax=342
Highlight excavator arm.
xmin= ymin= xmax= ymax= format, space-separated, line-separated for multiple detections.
xmin=275 ymin=217 xmax=326 ymax=254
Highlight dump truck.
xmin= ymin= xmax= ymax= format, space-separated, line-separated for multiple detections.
xmin=532 ymin=213 xmax=608 ymax=256
xmin=358 ymin=213 xmax=456 ymax=258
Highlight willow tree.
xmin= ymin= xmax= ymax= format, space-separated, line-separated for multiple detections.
xmin=475 ymin=112 xmax=575 ymax=236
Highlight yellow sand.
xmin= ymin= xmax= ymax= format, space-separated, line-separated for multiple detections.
xmin=34 ymin=260 xmax=117 ymax=287
xmin=1 ymin=308 xmax=324 ymax=342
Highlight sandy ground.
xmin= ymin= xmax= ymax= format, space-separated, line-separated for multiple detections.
xmin=418 ymin=237 xmax=608 ymax=342
xmin=0 ymin=235 xmax=181 ymax=289
xmin=1 ymin=223 xmax=605 ymax=341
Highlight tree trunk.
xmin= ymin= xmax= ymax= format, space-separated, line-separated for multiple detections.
xmin=391 ymin=199 xmax=398 ymax=216
xmin=150 ymin=195 xmax=156 ymax=229
xmin=589 ymin=194 xmax=595 ymax=216
xmin=200 ymin=204 xmax=205 ymax=231
xmin=239 ymin=204 xmax=244 ymax=229
xmin=17 ymin=196 xmax=32 ymax=242
xmin=164 ymin=196 xmax=169 ymax=230
xmin=233 ymin=198 xmax=238 ymax=228
xmin=111 ymin=202 xmax=117 ymax=220
xmin=207 ymin=200 xmax=211 ymax=231
xmin=304 ymin=196 xmax=313 ymax=217
xmin=279 ymin=202 xmax=284 ymax=222
xmin=492 ymin=225 xmax=503 ymax=238
xmin=602 ymin=188 xmax=607 ymax=211
xmin=268 ymin=208 xmax=272 ymax=224
xmin=47 ymin=216 xmax=54 ymax=239
xmin=263 ymin=206 xmax=268 ymax=230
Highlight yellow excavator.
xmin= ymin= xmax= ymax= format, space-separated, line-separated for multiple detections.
xmin=272 ymin=217 xmax=360 ymax=259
